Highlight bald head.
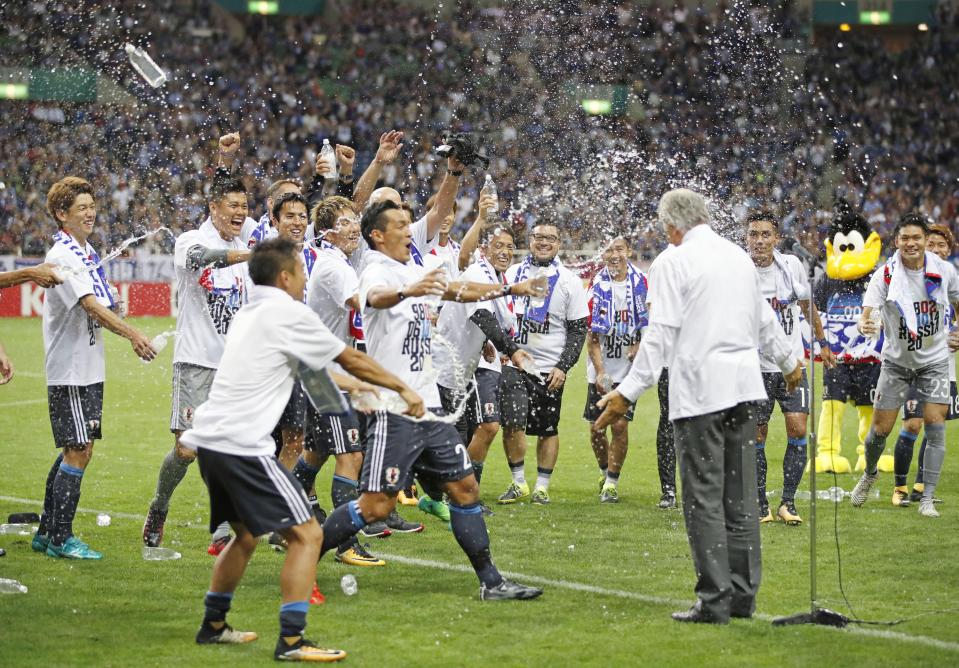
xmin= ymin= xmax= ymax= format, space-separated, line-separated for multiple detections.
xmin=369 ymin=187 xmax=402 ymax=208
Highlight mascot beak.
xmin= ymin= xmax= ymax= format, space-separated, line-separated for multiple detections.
xmin=826 ymin=231 xmax=882 ymax=280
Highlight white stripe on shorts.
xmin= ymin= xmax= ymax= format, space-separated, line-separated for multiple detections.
xmin=331 ymin=416 xmax=344 ymax=455
xmin=258 ymin=456 xmax=312 ymax=525
xmin=69 ymin=386 xmax=88 ymax=444
xmin=367 ymin=410 xmax=388 ymax=492
xmin=169 ymin=364 xmax=180 ymax=431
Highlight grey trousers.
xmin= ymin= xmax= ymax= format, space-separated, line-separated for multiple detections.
xmin=673 ymin=401 xmax=762 ymax=621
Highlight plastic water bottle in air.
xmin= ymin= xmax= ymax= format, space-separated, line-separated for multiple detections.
xmin=481 ymin=174 xmax=499 ymax=224
xmin=143 ymin=546 xmax=182 ymax=561
xmin=320 ymin=139 xmax=338 ymax=180
xmin=0 ymin=579 xmax=28 ymax=594
xmin=340 ymin=574 xmax=358 ymax=596
xmin=0 ymin=524 xmax=34 ymax=535
xmin=124 ymin=43 xmax=167 ymax=88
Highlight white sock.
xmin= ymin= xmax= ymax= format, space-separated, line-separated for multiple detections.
xmin=535 ymin=468 xmax=552 ymax=491
xmin=510 ymin=464 xmax=526 ymax=486
xmin=605 ymin=473 xmax=619 ymax=487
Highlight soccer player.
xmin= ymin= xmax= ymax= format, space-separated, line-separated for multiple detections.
xmin=183 ymin=237 xmax=421 ymax=661
xmin=317 ymin=200 xmax=544 ymax=600
xmin=584 ymin=236 xmax=648 ymax=503
xmin=434 ymin=223 xmax=535 ymax=491
xmin=33 ymin=176 xmax=156 ymax=560
xmin=425 ymin=193 xmax=461 ymax=279
xmin=142 ymin=174 xmax=254 ymax=553
xmin=498 ymin=223 xmax=589 ymax=505
xmin=892 ymin=223 xmax=958 ymax=506
xmin=300 ymin=195 xmax=417 ymax=565
xmin=745 ymin=212 xmax=835 ymax=525
xmin=852 ymin=213 xmax=959 ymax=518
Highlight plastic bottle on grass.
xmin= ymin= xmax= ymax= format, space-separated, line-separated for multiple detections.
xmin=340 ymin=574 xmax=358 ymax=596
xmin=143 ymin=546 xmax=181 ymax=561
xmin=0 ymin=579 xmax=28 ymax=594
xmin=0 ymin=524 xmax=34 ymax=535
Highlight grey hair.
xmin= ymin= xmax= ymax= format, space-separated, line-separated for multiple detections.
xmin=658 ymin=188 xmax=710 ymax=233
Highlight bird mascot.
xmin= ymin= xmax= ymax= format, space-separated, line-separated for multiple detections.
xmin=813 ymin=204 xmax=894 ymax=473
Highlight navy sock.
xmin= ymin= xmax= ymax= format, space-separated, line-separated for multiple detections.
xmin=292 ymin=458 xmax=320 ymax=494
xmin=915 ymin=436 xmax=927 ymax=485
xmin=331 ymin=475 xmax=359 ymax=509
xmin=449 ymin=502 xmax=502 ymax=588
xmin=893 ymin=430 xmax=919 ymax=487
xmin=755 ymin=441 xmax=767 ymax=509
xmin=606 ymin=470 xmax=621 ymax=481
xmin=38 ymin=453 xmax=63 ymax=536
xmin=320 ymin=499 xmax=366 ymax=555
xmin=471 ymin=460 xmax=484 ymax=484
xmin=50 ymin=463 xmax=84 ymax=546
xmin=203 ymin=591 xmax=233 ymax=624
xmin=279 ymin=601 xmax=309 ymax=638
xmin=781 ymin=437 xmax=807 ymax=503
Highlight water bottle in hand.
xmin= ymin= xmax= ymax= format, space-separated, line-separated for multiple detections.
xmin=124 ymin=43 xmax=167 ymax=88
xmin=528 ymin=267 xmax=550 ymax=309
xmin=320 ymin=139 xmax=338 ymax=180
xmin=481 ymin=174 xmax=499 ymax=224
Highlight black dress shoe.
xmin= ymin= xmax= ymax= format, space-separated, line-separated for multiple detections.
xmin=671 ymin=602 xmax=729 ymax=625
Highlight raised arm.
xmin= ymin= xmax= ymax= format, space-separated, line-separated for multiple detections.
xmin=353 ymin=130 xmax=403 ymax=210
xmin=423 ymin=156 xmax=464 ymax=241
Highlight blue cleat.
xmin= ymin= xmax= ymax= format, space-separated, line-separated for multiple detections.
xmin=31 ymin=532 xmax=50 ymax=553
xmin=46 ymin=536 xmax=103 ymax=560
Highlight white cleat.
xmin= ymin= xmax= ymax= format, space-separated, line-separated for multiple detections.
xmin=850 ymin=472 xmax=879 ymax=507
xmin=918 ymin=499 xmax=940 ymax=518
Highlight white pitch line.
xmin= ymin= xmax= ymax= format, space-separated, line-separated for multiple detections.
xmin=0 ymin=398 xmax=46 ymax=408
xmin=2 ymin=495 xmax=957 ymax=653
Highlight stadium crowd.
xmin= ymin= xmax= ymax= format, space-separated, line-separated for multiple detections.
xmin=1 ymin=0 xmax=958 ymax=262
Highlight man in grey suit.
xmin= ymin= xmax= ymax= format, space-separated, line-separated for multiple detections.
xmin=596 ymin=188 xmax=802 ymax=624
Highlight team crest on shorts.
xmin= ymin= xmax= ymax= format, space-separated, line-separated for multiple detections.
xmin=906 ymin=399 xmax=918 ymax=413
xmin=484 ymin=402 xmax=495 ymax=417
xmin=184 ymin=407 xmax=194 ymax=422
xmin=87 ymin=419 xmax=100 ymax=432
xmin=347 ymin=428 xmax=360 ymax=444
xmin=385 ymin=467 xmax=400 ymax=485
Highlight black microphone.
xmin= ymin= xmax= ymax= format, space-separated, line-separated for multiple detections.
xmin=782 ymin=237 xmax=816 ymax=264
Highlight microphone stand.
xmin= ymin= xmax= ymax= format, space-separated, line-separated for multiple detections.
xmin=772 ymin=242 xmax=851 ymax=628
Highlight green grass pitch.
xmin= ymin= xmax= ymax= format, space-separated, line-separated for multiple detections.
xmin=1 ymin=317 xmax=958 ymax=666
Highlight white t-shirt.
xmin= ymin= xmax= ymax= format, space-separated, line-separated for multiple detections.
xmin=42 ymin=239 xmax=107 ymax=386
xmin=506 ymin=260 xmax=590 ymax=374
xmin=180 ymin=286 xmax=346 ymax=457
xmin=172 ymin=225 xmax=252 ymax=369
xmin=586 ymin=277 xmax=642 ymax=384
xmin=433 ymin=261 xmax=501 ymax=389
xmin=306 ymin=244 xmax=359 ymax=375
xmin=430 ymin=239 xmax=462 ymax=280
xmin=863 ymin=254 xmax=959 ymax=369
xmin=359 ymin=251 xmax=441 ymax=409
xmin=756 ymin=254 xmax=810 ymax=373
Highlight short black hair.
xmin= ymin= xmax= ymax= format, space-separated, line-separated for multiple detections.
xmin=894 ymin=212 xmax=930 ymax=237
xmin=209 ymin=175 xmax=247 ymax=203
xmin=271 ymin=191 xmax=308 ymax=222
xmin=361 ymin=200 xmax=402 ymax=249
xmin=249 ymin=237 xmax=299 ymax=287
xmin=745 ymin=210 xmax=779 ymax=231
xmin=482 ymin=225 xmax=515 ymax=246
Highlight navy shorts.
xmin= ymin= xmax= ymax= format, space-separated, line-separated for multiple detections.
xmin=277 ymin=380 xmax=307 ymax=430
xmin=360 ymin=410 xmax=473 ymax=494
xmin=48 ymin=383 xmax=103 ymax=448
xmin=437 ymin=368 xmax=502 ymax=447
xmin=305 ymin=396 xmax=363 ymax=455
xmin=902 ymin=381 xmax=959 ymax=421
xmin=499 ymin=365 xmax=564 ymax=437
xmin=583 ymin=382 xmax=634 ymax=422
xmin=757 ymin=370 xmax=809 ymax=426
xmin=822 ymin=363 xmax=880 ymax=406
xmin=196 ymin=448 xmax=313 ymax=536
